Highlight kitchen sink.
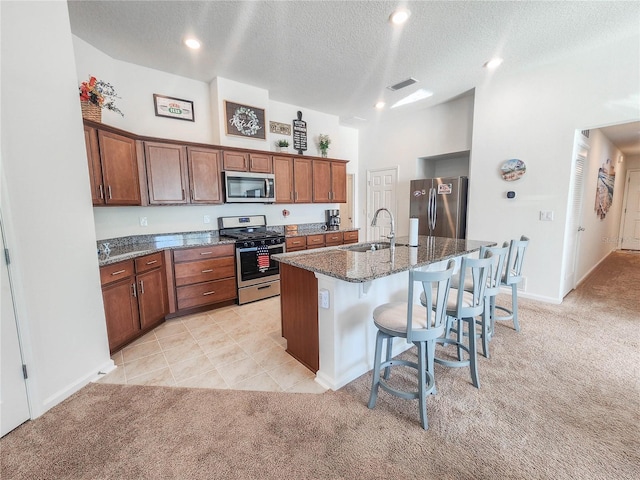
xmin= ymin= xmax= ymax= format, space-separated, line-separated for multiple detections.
xmin=341 ymin=242 xmax=391 ymax=252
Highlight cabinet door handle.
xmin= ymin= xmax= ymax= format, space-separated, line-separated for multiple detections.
xmin=290 ymin=191 xmax=293 ymax=200
xmin=182 ymin=188 xmax=185 ymax=200
xmin=108 ymin=185 xmax=112 ymax=199
xmin=145 ymin=260 xmax=158 ymax=265
xmin=99 ymin=184 xmax=104 ymax=199
xmin=199 ymin=251 xmax=213 ymax=255
xmin=191 ymin=188 xmax=195 ymax=201
xmin=139 ymin=280 xmax=145 ymax=294
xmin=202 ymin=291 xmax=216 ymax=296
xmin=111 ymin=269 xmax=126 ymax=276
xmin=131 ymin=282 xmax=137 ymax=298
xmin=295 ymin=191 xmax=298 ymax=201
xmin=201 ymin=269 xmax=213 ymax=273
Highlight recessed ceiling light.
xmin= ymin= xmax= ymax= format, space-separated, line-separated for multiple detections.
xmin=184 ymin=37 xmax=201 ymax=49
xmin=483 ymin=57 xmax=503 ymax=69
xmin=390 ymin=89 xmax=433 ymax=109
xmin=375 ymin=101 xmax=386 ymax=110
xmin=389 ymin=8 xmax=411 ymax=25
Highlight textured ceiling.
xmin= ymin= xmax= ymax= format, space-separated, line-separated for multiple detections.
xmin=67 ymin=1 xmax=639 ymax=151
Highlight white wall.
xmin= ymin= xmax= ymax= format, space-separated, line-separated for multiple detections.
xmin=1 ymin=1 xmax=112 ymax=417
xmin=469 ymin=33 xmax=639 ymax=302
xmin=358 ymin=93 xmax=475 ymax=237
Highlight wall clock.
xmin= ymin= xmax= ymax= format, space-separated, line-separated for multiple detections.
xmin=501 ymin=158 xmax=526 ymax=181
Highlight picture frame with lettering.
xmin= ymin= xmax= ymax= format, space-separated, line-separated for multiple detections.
xmin=153 ymin=94 xmax=194 ymax=122
xmin=225 ymin=101 xmax=266 ymax=140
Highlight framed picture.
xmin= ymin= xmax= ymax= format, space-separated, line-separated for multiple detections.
xmin=153 ymin=94 xmax=194 ymax=122
xmin=225 ymin=101 xmax=266 ymax=139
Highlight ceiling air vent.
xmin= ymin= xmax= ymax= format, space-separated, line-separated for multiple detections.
xmin=387 ymin=77 xmax=418 ymax=91
xmin=581 ymin=129 xmax=590 ymax=138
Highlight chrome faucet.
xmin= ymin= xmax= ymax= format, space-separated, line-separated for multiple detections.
xmin=371 ymin=208 xmax=396 ymax=251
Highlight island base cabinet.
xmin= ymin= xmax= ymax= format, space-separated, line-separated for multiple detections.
xmin=280 ymin=263 xmax=319 ymax=372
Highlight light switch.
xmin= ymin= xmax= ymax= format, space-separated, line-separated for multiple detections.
xmin=539 ymin=211 xmax=554 ymax=221
xmin=203 ymin=215 xmax=211 ymax=224
xmin=139 ymin=216 xmax=148 ymax=227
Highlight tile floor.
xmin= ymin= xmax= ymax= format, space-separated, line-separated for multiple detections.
xmin=97 ymin=296 xmax=327 ymax=394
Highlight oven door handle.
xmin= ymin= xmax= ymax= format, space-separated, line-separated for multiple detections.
xmin=236 ymin=243 xmax=284 ymax=254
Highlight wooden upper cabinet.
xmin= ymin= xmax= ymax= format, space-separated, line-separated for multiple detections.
xmin=223 ymin=150 xmax=272 ymax=173
xmin=293 ymin=158 xmax=313 ymax=203
xmin=144 ymin=142 xmax=189 ymax=204
xmin=249 ymin=153 xmax=272 ymax=173
xmin=331 ymin=161 xmax=347 ymax=203
xmin=312 ymin=160 xmax=332 ymax=203
xmin=84 ymin=125 xmax=104 ymax=205
xmin=187 ymin=147 xmax=223 ymax=204
xmin=97 ymin=130 xmax=143 ymax=205
xmin=222 ymin=151 xmax=248 ymax=171
xmin=274 ymin=156 xmax=294 ymax=203
xmin=312 ymin=160 xmax=347 ymax=203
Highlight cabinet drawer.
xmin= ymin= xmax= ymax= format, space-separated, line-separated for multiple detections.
xmin=325 ymin=232 xmax=343 ymax=245
xmin=174 ymin=257 xmax=235 ymax=287
xmin=286 ymin=236 xmax=306 ymax=250
xmin=306 ymin=234 xmax=325 ymax=247
xmin=173 ymin=244 xmax=234 ymax=263
xmin=135 ymin=252 xmax=164 ymax=274
xmin=343 ymin=230 xmax=359 ymax=244
xmin=100 ymin=260 xmax=135 ymax=286
xmin=176 ymin=278 xmax=237 ymax=310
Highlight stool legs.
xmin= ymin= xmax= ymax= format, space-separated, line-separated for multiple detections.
xmin=511 ymin=283 xmax=521 ymax=332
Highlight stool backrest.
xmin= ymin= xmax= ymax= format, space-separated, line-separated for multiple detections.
xmin=407 ymin=260 xmax=455 ymax=343
xmin=503 ymin=235 xmax=530 ymax=283
xmin=480 ymin=244 xmax=509 ymax=294
xmin=454 ymin=252 xmax=493 ymax=318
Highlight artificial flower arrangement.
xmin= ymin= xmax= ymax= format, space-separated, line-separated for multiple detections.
xmin=318 ymin=134 xmax=331 ymax=155
xmin=79 ymin=76 xmax=124 ymax=116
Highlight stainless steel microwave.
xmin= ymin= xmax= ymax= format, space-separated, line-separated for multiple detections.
xmin=224 ymin=171 xmax=276 ymax=203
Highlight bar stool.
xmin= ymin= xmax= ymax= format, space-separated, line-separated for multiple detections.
xmin=433 ymin=252 xmax=492 ymax=388
xmin=368 ymin=260 xmax=455 ymax=430
xmin=478 ymin=244 xmax=509 ymax=357
xmin=493 ymin=236 xmax=529 ymax=333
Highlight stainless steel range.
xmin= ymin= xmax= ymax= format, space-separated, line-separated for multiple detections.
xmin=218 ymin=215 xmax=285 ymax=305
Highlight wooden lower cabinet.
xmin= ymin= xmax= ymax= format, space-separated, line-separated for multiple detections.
xmin=285 ymin=236 xmax=306 ymax=252
xmin=172 ymin=244 xmax=237 ymax=312
xmin=280 ymin=263 xmax=319 ymax=372
xmin=100 ymin=252 xmax=169 ymax=353
xmin=343 ymin=230 xmax=359 ymax=244
xmin=306 ymin=234 xmax=325 ymax=249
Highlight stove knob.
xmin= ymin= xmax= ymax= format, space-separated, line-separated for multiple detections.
xmin=243 ymin=242 xmax=249 ymax=248
xmin=270 ymin=238 xmax=276 ymax=245
xmin=250 ymin=241 xmax=255 ymax=247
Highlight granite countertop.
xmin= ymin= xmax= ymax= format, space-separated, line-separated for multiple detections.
xmin=97 ymin=232 xmax=235 ymax=266
xmin=272 ymin=236 xmax=496 ymax=283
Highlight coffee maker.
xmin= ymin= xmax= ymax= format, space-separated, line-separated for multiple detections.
xmin=326 ymin=209 xmax=340 ymax=231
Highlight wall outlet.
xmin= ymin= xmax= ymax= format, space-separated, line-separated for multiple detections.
xmin=139 ymin=216 xmax=148 ymax=227
xmin=319 ymin=289 xmax=330 ymax=309
xmin=203 ymin=215 xmax=211 ymax=224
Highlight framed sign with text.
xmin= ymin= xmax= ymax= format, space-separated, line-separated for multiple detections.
xmin=293 ymin=111 xmax=307 ymax=154
xmin=225 ymin=101 xmax=266 ymax=139
xmin=153 ymin=94 xmax=194 ymax=122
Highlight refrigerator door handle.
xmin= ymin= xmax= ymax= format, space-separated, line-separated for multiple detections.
xmin=426 ymin=187 xmax=433 ymax=231
xmin=430 ymin=187 xmax=437 ymax=230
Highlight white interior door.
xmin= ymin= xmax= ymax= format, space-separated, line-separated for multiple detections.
xmin=1 ymin=216 xmax=30 ymax=437
xmin=562 ymin=145 xmax=588 ymax=297
xmin=620 ymin=169 xmax=640 ymax=250
xmin=366 ymin=167 xmax=398 ymax=241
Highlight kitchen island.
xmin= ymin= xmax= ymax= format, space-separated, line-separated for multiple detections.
xmin=272 ymin=236 xmax=495 ymax=390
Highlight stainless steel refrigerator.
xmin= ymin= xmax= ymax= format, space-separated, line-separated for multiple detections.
xmin=409 ymin=176 xmax=468 ymax=239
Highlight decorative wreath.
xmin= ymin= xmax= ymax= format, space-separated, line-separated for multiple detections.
xmin=229 ymin=106 xmax=262 ymax=136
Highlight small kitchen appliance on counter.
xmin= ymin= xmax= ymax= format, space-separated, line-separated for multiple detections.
xmin=325 ymin=209 xmax=340 ymax=231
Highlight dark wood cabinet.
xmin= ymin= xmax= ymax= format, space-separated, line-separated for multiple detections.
xmin=172 ymin=244 xmax=237 ymax=312
xmin=187 ymin=147 xmax=223 ymax=204
xmin=84 ymin=125 xmax=104 ymax=205
xmin=274 ymin=156 xmax=313 ymax=203
xmin=306 ymin=234 xmax=325 ymax=249
xmin=343 ymin=230 xmax=359 ymax=244
xmin=144 ymin=142 xmax=189 ymax=204
xmin=285 ymin=236 xmax=306 ymax=252
xmin=313 ymin=160 xmax=347 ymax=203
xmin=97 ymin=130 xmax=144 ymax=205
xmin=325 ymin=231 xmax=344 ymax=246
xmin=100 ymin=252 xmax=168 ymax=353
xmin=223 ymin=151 xmax=273 ymax=173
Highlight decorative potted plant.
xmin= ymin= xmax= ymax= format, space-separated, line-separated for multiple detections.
xmin=78 ymin=75 xmax=124 ymax=122
xmin=276 ymin=139 xmax=290 ymax=153
xmin=318 ymin=134 xmax=331 ymax=158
